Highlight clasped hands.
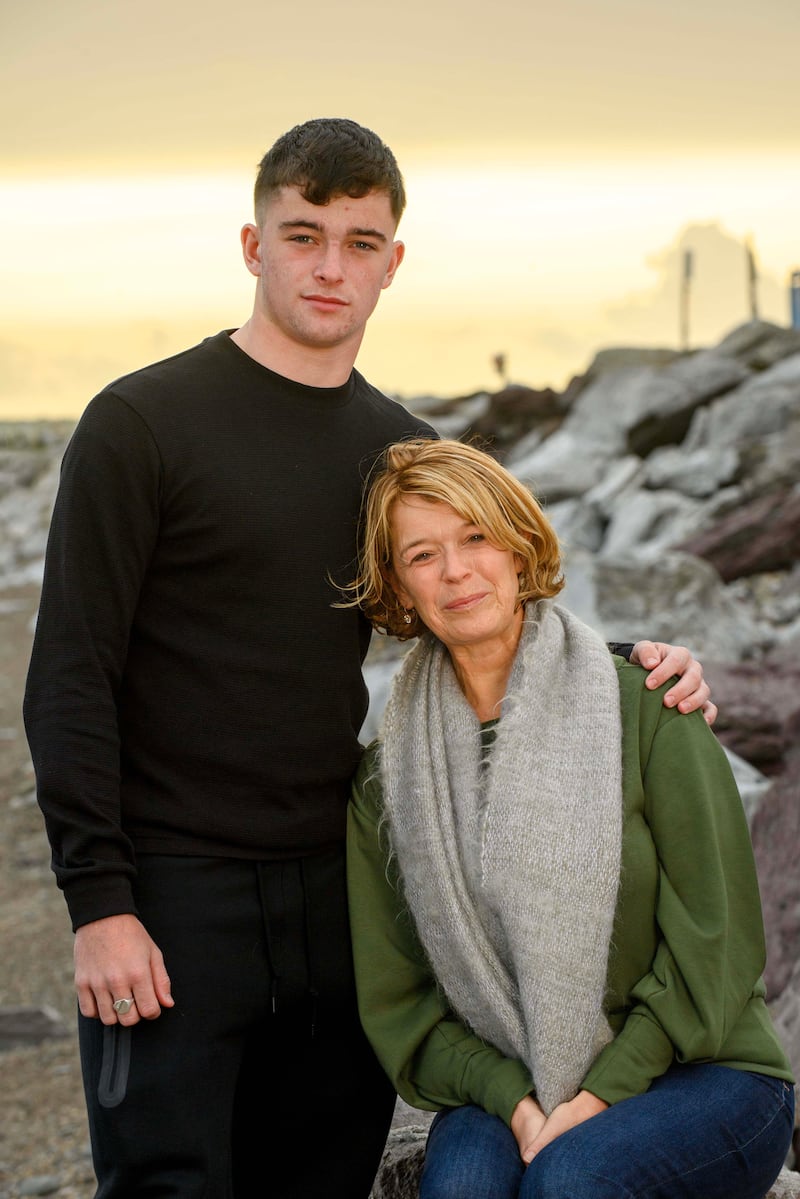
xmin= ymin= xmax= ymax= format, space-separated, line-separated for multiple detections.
xmin=511 ymin=1089 xmax=608 ymax=1164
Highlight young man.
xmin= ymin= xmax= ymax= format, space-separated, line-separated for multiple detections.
xmin=24 ymin=119 xmax=712 ymax=1198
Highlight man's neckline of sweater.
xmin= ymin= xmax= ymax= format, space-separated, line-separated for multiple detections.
xmin=220 ymin=329 xmax=360 ymax=408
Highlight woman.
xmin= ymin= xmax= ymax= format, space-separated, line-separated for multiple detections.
xmin=345 ymin=439 xmax=794 ymax=1199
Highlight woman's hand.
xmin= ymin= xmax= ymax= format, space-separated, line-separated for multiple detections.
xmin=510 ymin=1095 xmax=547 ymax=1163
xmin=523 ymin=1090 xmax=608 ymax=1163
xmin=631 ymin=641 xmax=718 ymax=725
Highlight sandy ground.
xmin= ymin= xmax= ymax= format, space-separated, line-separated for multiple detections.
xmin=0 ymin=586 xmax=95 ymax=1198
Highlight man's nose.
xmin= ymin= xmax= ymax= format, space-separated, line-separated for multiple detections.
xmin=314 ymin=244 xmax=344 ymax=283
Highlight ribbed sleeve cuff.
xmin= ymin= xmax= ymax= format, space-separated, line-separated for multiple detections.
xmin=471 ymin=1057 xmax=536 ymax=1126
xmin=581 ymin=1012 xmax=674 ymax=1104
xmin=63 ymin=874 xmax=139 ymax=932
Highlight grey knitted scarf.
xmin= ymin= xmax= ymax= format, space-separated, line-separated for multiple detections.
xmin=379 ymin=601 xmax=623 ymax=1114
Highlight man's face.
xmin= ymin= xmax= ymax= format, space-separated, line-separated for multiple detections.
xmin=244 ymin=186 xmax=404 ymax=356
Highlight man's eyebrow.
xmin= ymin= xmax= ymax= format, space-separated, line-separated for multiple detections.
xmin=278 ymin=219 xmax=387 ymax=243
xmin=350 ymin=227 xmax=388 ymax=243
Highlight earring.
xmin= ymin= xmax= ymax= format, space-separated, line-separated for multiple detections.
xmin=403 ymin=609 xmax=413 ymax=625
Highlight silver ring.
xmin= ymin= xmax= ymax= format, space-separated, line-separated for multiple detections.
xmin=113 ymin=997 xmax=135 ymax=1016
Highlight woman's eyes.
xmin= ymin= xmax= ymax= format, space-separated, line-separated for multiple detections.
xmin=409 ymin=535 xmax=484 ymax=564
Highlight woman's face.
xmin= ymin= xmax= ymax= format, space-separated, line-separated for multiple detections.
xmin=389 ymin=496 xmax=524 ymax=654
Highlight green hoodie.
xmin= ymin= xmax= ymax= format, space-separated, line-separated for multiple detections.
xmin=347 ymin=659 xmax=793 ymax=1126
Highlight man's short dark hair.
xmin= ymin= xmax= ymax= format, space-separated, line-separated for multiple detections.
xmin=254 ymin=118 xmax=406 ymax=225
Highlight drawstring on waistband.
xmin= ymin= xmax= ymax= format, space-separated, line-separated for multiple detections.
xmin=256 ymin=863 xmax=281 ymax=1015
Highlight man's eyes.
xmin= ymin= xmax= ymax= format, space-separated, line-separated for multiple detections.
xmin=287 ymin=236 xmax=377 ymax=251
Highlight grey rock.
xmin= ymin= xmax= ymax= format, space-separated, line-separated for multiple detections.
xmin=625 ymin=351 xmax=750 ymax=456
xmin=545 ymin=497 xmax=606 ymax=554
xmin=684 ymin=353 xmax=800 ymax=452
xmin=770 ymin=957 xmax=800 ymax=1105
xmin=601 ymin=489 xmax=703 ymax=559
xmin=409 ymin=393 xmax=491 ymax=440
xmin=505 ymin=424 xmax=549 ymax=465
xmin=362 ymin=640 xmax=414 ymax=743
xmin=582 ymin=456 xmax=645 ymax=519
xmin=704 ymin=653 xmax=800 ymax=771
xmin=0 ymin=446 xmax=64 ymax=589
xmin=594 ymin=550 xmax=766 ymax=662
xmin=715 ymin=319 xmax=800 ymax=371
xmin=725 ymin=568 xmax=800 ymax=635
xmin=371 ymin=1128 xmax=426 ymax=1199
xmin=642 ymin=445 xmax=740 ymax=498
xmin=558 ymin=549 xmax=603 ymax=631
xmin=512 ymin=430 xmax=610 ymax=502
xmin=471 ymin=383 xmax=565 ymax=452
xmin=767 ymin=1169 xmax=800 ymax=1198
xmin=372 ymin=1102 xmax=432 ymax=1199
xmin=18 ymin=1176 xmax=62 ymax=1196
xmin=514 ymin=342 xmax=763 ymax=507
xmin=751 ymin=750 xmax=800 ymax=999
xmin=585 ymin=346 xmax=681 ymax=374
xmin=714 ymin=319 xmax=786 ymax=360
xmin=677 ymin=485 xmax=800 ymax=582
xmin=0 ymin=1005 xmax=71 ymax=1050
xmin=724 ymin=749 xmax=773 ymax=827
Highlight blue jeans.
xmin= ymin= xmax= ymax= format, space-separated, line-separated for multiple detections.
xmin=420 ymin=1064 xmax=795 ymax=1199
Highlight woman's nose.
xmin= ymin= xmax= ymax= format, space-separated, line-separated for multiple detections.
xmin=441 ymin=550 xmax=470 ymax=581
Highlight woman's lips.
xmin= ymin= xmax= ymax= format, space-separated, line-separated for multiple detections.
xmin=445 ymin=592 xmax=487 ymax=611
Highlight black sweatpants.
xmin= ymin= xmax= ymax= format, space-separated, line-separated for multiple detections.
xmin=78 ymin=848 xmax=396 ymax=1198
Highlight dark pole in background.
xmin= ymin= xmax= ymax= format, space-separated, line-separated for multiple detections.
xmin=791 ymin=271 xmax=800 ymax=330
xmin=680 ymin=249 xmax=693 ymax=351
xmin=745 ymin=237 xmax=759 ymax=321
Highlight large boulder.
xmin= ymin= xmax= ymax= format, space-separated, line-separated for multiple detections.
xmin=470 ymin=383 xmax=566 ymax=452
xmin=684 ymin=353 xmax=800 ymax=456
xmin=624 ymin=351 xmax=750 ymax=456
xmin=714 ymin=320 xmax=800 ymax=372
xmin=593 ymin=550 xmax=766 ymax=661
xmin=705 ymin=655 xmax=800 ymax=773
xmin=678 ymin=485 xmax=800 ymax=582
xmin=750 ymin=751 xmax=800 ymax=1000
xmin=642 ymin=444 xmax=741 ymax=498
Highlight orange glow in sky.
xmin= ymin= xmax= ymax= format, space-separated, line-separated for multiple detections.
xmin=2 ymin=0 xmax=798 ymax=417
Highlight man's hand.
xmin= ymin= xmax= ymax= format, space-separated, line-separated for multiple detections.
xmin=74 ymin=913 xmax=173 ymax=1026
xmin=510 ymin=1095 xmax=548 ymax=1163
xmin=525 ymin=1090 xmax=608 ymax=1163
xmin=631 ymin=641 xmax=718 ymax=726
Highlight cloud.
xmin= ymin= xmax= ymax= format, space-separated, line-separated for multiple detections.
xmin=602 ymin=222 xmax=789 ymax=348
xmin=3 ymin=0 xmax=800 ymax=170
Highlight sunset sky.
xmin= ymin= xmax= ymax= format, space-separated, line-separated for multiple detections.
xmin=2 ymin=0 xmax=799 ymax=417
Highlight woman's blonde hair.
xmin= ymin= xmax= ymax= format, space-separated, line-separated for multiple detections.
xmin=344 ymin=438 xmax=564 ymax=639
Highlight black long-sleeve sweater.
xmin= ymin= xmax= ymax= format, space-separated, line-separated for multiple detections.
xmin=23 ymin=331 xmax=433 ymax=929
